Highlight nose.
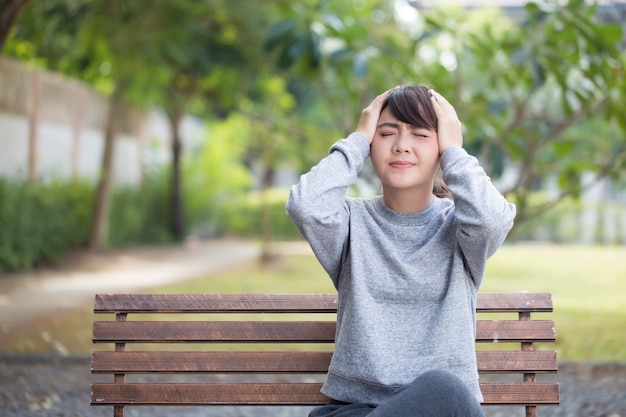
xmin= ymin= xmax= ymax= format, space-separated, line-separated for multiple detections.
xmin=393 ymin=132 xmax=410 ymax=153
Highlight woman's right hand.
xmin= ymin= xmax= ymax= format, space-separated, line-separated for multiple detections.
xmin=356 ymin=88 xmax=394 ymax=144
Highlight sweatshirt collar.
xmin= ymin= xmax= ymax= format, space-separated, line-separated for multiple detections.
xmin=374 ymin=195 xmax=441 ymax=226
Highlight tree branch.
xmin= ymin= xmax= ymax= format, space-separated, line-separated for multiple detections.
xmin=0 ymin=0 xmax=31 ymax=53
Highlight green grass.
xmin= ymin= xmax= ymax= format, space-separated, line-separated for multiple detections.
xmin=1 ymin=243 xmax=625 ymax=361
xmin=482 ymin=244 xmax=626 ymax=361
xmin=149 ymin=254 xmax=335 ymax=294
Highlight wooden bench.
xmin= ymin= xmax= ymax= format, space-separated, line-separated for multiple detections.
xmin=91 ymin=292 xmax=560 ymax=417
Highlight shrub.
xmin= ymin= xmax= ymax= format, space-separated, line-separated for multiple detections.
xmin=108 ymin=173 xmax=174 ymax=246
xmin=0 ymin=179 xmax=92 ymax=272
xmin=0 ymin=173 xmax=174 ymax=273
xmin=217 ymin=188 xmax=301 ymax=241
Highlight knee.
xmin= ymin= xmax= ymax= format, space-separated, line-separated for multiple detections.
xmin=414 ymin=369 xmax=472 ymax=398
xmin=419 ymin=369 xmax=459 ymax=384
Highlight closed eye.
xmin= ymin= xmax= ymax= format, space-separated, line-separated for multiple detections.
xmin=411 ymin=129 xmax=433 ymax=138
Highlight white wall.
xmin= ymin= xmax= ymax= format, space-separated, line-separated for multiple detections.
xmin=0 ymin=113 xmax=29 ymax=179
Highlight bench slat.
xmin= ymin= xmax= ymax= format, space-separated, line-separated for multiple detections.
xmin=91 ymin=382 xmax=560 ymax=406
xmin=91 ymin=351 xmax=334 ymax=373
xmin=91 ymin=350 xmax=557 ymax=374
xmin=93 ymin=292 xmax=552 ymax=314
xmin=477 ymin=292 xmax=553 ymax=312
xmin=93 ymin=320 xmax=555 ymax=343
xmin=476 ymin=320 xmax=555 ymax=342
xmin=93 ymin=321 xmax=336 ymax=343
xmin=91 ymin=383 xmax=328 ymax=406
xmin=476 ymin=351 xmax=558 ymax=373
xmin=480 ymin=383 xmax=560 ymax=405
xmin=94 ymin=293 xmax=338 ymax=313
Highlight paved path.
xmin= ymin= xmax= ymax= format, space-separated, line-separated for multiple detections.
xmin=0 ymin=238 xmax=261 ymax=334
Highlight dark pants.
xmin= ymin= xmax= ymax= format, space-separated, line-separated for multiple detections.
xmin=309 ymin=370 xmax=485 ymax=417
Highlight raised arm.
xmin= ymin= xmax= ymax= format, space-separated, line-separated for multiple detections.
xmin=432 ymin=90 xmax=516 ymax=285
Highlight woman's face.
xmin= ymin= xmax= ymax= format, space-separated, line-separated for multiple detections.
xmin=370 ymin=107 xmax=440 ymax=195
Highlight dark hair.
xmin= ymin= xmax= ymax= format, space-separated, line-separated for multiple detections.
xmin=382 ymin=84 xmax=450 ymax=199
xmin=382 ymin=85 xmax=438 ymax=132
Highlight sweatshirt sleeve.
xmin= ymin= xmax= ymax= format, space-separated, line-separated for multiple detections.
xmin=440 ymin=147 xmax=516 ymax=287
xmin=286 ymin=133 xmax=370 ymax=282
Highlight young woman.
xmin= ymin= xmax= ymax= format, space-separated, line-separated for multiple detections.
xmin=286 ymin=85 xmax=516 ymax=417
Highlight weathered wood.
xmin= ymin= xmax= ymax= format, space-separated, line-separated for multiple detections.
xmin=91 ymin=350 xmax=557 ymax=374
xmin=93 ymin=321 xmax=336 ymax=343
xmin=92 ymin=319 xmax=554 ymax=344
xmin=476 ymin=292 xmax=553 ymax=313
xmin=475 ymin=320 xmax=556 ymax=343
xmin=480 ymin=383 xmax=560 ymax=405
xmin=91 ymin=292 xmax=560 ymax=415
xmin=94 ymin=293 xmax=339 ymax=313
xmin=91 ymin=351 xmax=334 ymax=373
xmin=94 ymin=292 xmax=552 ymax=314
xmin=91 ymin=383 xmax=328 ymax=406
xmin=476 ymin=351 xmax=558 ymax=373
xmin=91 ymin=382 xmax=560 ymax=406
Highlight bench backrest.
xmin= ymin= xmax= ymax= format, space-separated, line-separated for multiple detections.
xmin=91 ymin=292 xmax=559 ymax=417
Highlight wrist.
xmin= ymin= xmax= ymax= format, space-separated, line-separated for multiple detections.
xmin=439 ymin=144 xmax=462 ymax=156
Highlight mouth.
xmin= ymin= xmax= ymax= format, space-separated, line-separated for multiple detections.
xmin=389 ymin=161 xmax=415 ymax=168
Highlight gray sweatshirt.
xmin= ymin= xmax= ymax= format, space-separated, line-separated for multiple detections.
xmin=286 ymin=132 xmax=516 ymax=405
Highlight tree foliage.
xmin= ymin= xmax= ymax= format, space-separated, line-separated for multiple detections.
xmin=0 ymin=0 xmax=31 ymax=53
xmin=3 ymin=0 xmax=625 ymax=243
xmin=4 ymin=0 xmax=281 ymax=245
xmin=417 ymin=1 xmax=626 ymax=225
xmin=265 ymin=0 xmax=626 ymax=229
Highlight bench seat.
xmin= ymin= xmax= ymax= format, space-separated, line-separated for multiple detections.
xmin=91 ymin=292 xmax=560 ymax=416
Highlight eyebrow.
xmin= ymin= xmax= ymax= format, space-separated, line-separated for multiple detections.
xmin=377 ymin=122 xmax=429 ymax=131
xmin=377 ymin=122 xmax=401 ymax=129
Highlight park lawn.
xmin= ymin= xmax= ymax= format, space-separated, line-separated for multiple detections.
xmin=1 ymin=243 xmax=624 ymax=361
xmin=481 ymin=244 xmax=626 ymax=361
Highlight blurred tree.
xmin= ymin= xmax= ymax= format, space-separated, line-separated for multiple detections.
xmin=4 ymin=0 xmax=279 ymax=245
xmin=264 ymin=0 xmax=404 ymax=189
xmin=73 ymin=1 xmax=171 ymax=249
xmin=416 ymin=0 xmax=626 ymax=226
xmin=183 ymin=114 xmax=253 ymax=237
xmin=267 ymin=0 xmax=626 ymax=231
xmin=146 ymin=0 xmax=249 ymax=240
xmin=153 ymin=1 xmax=283 ymax=240
xmin=3 ymin=0 xmax=132 ymax=248
xmin=239 ymin=75 xmax=298 ymax=260
xmin=5 ymin=0 xmax=625 ymax=246
xmin=0 ymin=0 xmax=30 ymax=52
xmin=266 ymin=0 xmax=400 ymax=133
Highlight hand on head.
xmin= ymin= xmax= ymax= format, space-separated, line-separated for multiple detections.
xmin=356 ymin=86 xmax=463 ymax=155
xmin=429 ymin=89 xmax=463 ymax=154
xmin=356 ymin=88 xmax=396 ymax=144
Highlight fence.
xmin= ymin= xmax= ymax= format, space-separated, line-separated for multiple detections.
xmin=0 ymin=58 xmax=147 ymax=185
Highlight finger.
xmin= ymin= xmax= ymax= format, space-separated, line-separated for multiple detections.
xmin=365 ymin=88 xmax=394 ymax=113
xmin=430 ymin=90 xmax=456 ymax=115
xmin=430 ymin=89 xmax=449 ymax=105
xmin=430 ymin=90 xmax=445 ymax=114
xmin=375 ymin=88 xmax=394 ymax=103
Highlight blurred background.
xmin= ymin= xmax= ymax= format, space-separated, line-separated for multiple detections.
xmin=1 ymin=1 xmax=625 ymax=415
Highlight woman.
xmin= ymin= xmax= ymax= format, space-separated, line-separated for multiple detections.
xmin=286 ymin=85 xmax=516 ymax=416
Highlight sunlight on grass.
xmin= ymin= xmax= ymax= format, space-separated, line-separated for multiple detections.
xmin=482 ymin=244 xmax=626 ymax=361
xmin=150 ymin=254 xmax=335 ymax=294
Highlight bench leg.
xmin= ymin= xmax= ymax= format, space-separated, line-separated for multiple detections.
xmin=526 ymin=405 xmax=537 ymax=417
xmin=114 ymin=405 xmax=124 ymax=417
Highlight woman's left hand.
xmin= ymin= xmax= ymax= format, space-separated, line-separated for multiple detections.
xmin=430 ymin=90 xmax=463 ymax=155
